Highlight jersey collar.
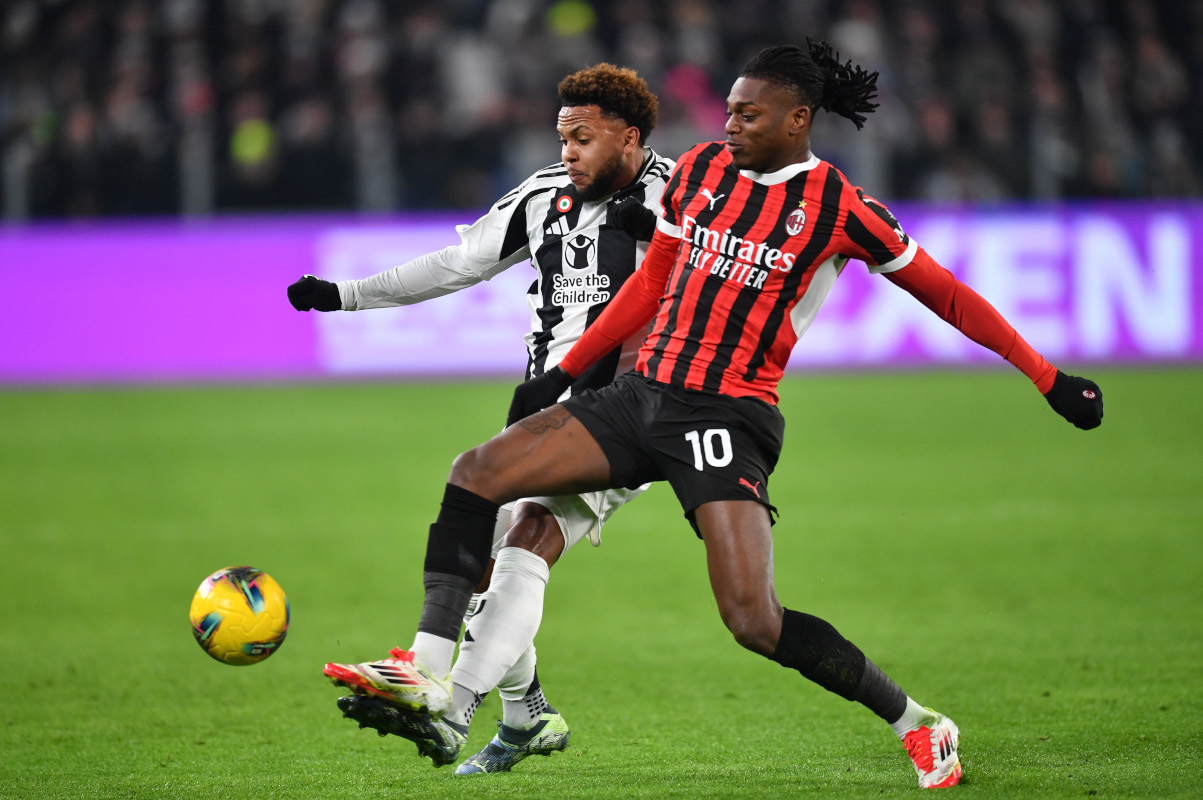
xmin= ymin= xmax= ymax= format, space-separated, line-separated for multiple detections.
xmin=738 ymin=153 xmax=821 ymax=185
xmin=606 ymin=147 xmax=661 ymax=202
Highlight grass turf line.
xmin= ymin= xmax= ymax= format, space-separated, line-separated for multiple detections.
xmin=0 ymin=369 xmax=1200 ymax=798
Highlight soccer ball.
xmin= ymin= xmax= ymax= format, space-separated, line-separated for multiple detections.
xmin=189 ymin=566 xmax=289 ymax=666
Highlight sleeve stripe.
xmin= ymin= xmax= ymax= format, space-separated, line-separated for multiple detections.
xmin=871 ymin=237 xmax=917 ymax=274
xmin=656 ymin=217 xmax=683 ymax=239
xmin=497 ymin=180 xmax=557 ymax=211
xmin=499 ymin=187 xmax=553 ymax=259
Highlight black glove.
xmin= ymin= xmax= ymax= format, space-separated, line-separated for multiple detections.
xmin=607 ymin=196 xmax=656 ymax=241
xmin=507 ymin=366 xmax=574 ymax=427
xmin=1044 ymin=370 xmax=1103 ymax=430
xmin=287 ymin=275 xmax=341 ymax=311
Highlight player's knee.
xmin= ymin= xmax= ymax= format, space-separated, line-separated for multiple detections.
xmin=501 ymin=504 xmax=565 ymax=567
xmin=448 ymin=446 xmax=490 ymax=493
xmin=720 ymin=604 xmax=779 ymax=656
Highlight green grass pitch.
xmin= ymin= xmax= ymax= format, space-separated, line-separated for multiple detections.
xmin=1 ymin=369 xmax=1200 ymax=799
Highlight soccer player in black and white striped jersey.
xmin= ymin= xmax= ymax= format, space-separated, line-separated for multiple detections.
xmin=291 ymin=65 xmax=674 ymax=772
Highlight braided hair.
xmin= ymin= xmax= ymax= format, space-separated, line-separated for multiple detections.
xmin=739 ymin=38 xmax=879 ymax=129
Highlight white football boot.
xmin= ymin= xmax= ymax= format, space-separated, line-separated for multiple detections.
xmin=323 ymin=647 xmax=452 ymax=717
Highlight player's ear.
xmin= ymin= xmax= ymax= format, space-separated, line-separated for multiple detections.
xmin=790 ymin=105 xmax=811 ymax=135
xmin=623 ymin=125 xmax=641 ymax=152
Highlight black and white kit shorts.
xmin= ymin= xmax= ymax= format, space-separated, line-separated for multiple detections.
xmin=561 ymin=372 xmax=786 ymax=533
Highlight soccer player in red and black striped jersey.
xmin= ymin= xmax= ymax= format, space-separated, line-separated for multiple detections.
xmin=334 ymin=42 xmax=1104 ymax=789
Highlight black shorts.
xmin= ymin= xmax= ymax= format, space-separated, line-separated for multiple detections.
xmin=562 ymin=372 xmax=786 ymax=534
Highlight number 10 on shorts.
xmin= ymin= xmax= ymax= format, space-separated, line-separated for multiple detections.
xmin=684 ymin=429 xmax=733 ymax=471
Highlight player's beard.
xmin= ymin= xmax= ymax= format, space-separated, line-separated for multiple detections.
xmin=577 ymin=151 xmax=626 ymax=201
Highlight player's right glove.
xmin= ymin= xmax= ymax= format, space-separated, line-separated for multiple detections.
xmin=607 ymin=196 xmax=656 ymax=241
xmin=507 ymin=366 xmax=573 ymax=427
xmin=1043 ymin=370 xmax=1103 ymax=430
xmin=288 ymin=275 xmax=342 ymax=311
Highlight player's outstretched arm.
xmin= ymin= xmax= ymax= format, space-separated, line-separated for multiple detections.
xmin=885 ymin=248 xmax=1103 ymax=429
xmin=288 ymin=275 xmax=342 ymax=311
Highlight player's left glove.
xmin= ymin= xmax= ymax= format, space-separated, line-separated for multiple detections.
xmin=1043 ymin=370 xmax=1103 ymax=430
xmin=507 ymin=366 xmax=573 ymax=427
xmin=607 ymin=196 xmax=656 ymax=241
xmin=288 ymin=275 xmax=342 ymax=311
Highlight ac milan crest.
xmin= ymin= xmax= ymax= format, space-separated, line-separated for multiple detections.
xmin=785 ymin=207 xmax=807 ymax=236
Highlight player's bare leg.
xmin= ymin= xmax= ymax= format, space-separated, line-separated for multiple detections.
xmin=694 ymin=500 xmax=783 ymax=656
xmin=451 ymin=405 xmax=614 ymax=500
xmin=693 ymin=500 xmax=962 ymax=788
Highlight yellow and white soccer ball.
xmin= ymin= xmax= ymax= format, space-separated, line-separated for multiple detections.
xmin=189 ymin=566 xmax=289 ymax=666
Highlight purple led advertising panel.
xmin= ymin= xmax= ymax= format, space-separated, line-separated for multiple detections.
xmin=1 ymin=203 xmax=1201 ymax=384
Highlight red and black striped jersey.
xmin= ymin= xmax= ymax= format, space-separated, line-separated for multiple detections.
xmin=637 ymin=141 xmax=917 ymax=403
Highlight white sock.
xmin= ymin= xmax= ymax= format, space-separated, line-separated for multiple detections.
xmin=497 ymin=641 xmax=536 ymax=700
xmin=889 ymin=697 xmax=938 ymax=738
xmin=446 ymin=682 xmax=483 ymax=728
xmin=502 ymin=683 xmax=550 ymax=730
xmin=409 ymin=631 xmax=456 ymax=677
xmin=498 ymin=644 xmax=543 ymax=729
xmin=450 ymin=546 xmax=549 ymax=695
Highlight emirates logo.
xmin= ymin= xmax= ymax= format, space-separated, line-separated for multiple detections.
xmin=1082 ymin=389 xmax=1097 ymax=399
xmin=785 ymin=207 xmax=806 ymax=235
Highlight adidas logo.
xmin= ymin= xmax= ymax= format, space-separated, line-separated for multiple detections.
xmin=545 ymin=218 xmax=570 ymax=237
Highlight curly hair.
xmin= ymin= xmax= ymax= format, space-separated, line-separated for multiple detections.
xmin=740 ymin=39 xmax=879 ymax=130
xmin=557 ymin=63 xmax=659 ymax=145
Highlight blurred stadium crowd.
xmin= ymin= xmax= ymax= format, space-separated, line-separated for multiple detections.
xmin=2 ymin=0 xmax=1200 ymax=219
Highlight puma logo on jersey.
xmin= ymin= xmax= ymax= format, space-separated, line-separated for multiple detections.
xmin=701 ymin=188 xmax=725 ymax=210
xmin=738 ymin=477 xmax=761 ymax=498
xmin=858 ymin=188 xmax=907 ymax=242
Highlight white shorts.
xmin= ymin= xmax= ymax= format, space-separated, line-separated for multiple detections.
xmin=490 ymin=485 xmax=647 ymax=559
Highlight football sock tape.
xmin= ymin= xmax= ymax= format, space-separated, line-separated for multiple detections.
xmin=772 ymin=608 xmax=906 ymax=722
xmin=418 ymin=484 xmax=500 ymax=641
xmin=423 ymin=483 xmax=500 ymax=582
xmin=418 ymin=572 xmax=476 ymax=642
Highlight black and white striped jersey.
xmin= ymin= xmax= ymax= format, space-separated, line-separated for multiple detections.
xmin=337 ymin=148 xmax=674 ymax=393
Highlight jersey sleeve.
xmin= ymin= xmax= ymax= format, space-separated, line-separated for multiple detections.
xmin=885 ymin=247 xmax=1058 ymax=392
xmin=337 ymin=177 xmax=541 ymax=310
xmin=838 ymin=186 xmax=918 ymax=274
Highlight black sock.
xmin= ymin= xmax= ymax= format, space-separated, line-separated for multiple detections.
xmin=772 ymin=608 xmax=907 ymax=723
xmin=417 ymin=484 xmax=499 ymax=640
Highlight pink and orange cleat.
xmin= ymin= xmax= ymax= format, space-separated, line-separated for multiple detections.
xmin=903 ymin=712 xmax=962 ymax=789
